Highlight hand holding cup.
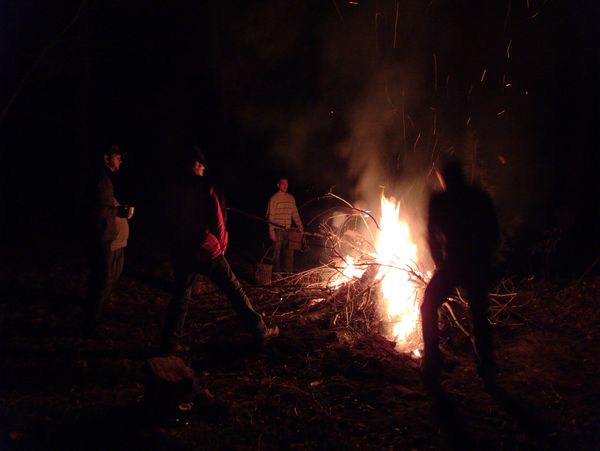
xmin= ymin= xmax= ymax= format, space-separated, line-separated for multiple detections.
xmin=117 ymin=205 xmax=135 ymax=219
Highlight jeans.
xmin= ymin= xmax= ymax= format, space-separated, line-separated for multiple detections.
xmin=273 ymin=228 xmax=294 ymax=273
xmin=86 ymin=244 xmax=124 ymax=326
xmin=420 ymin=264 xmax=495 ymax=373
xmin=162 ymin=254 xmax=265 ymax=348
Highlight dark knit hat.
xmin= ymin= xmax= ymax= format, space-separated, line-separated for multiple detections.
xmin=192 ymin=145 xmax=208 ymax=166
xmin=104 ymin=144 xmax=125 ymax=156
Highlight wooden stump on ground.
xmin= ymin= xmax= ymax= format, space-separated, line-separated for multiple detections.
xmin=145 ymin=356 xmax=195 ymax=414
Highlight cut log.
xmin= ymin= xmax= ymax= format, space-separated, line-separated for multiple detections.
xmin=148 ymin=356 xmax=195 ymax=383
xmin=145 ymin=356 xmax=195 ymax=414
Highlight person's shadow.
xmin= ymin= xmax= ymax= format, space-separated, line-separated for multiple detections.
xmin=428 ymin=386 xmax=477 ymax=450
xmin=427 ymin=378 xmax=565 ymax=450
xmin=488 ymin=385 xmax=565 ymax=446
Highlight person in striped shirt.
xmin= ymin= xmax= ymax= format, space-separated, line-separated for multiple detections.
xmin=267 ymin=177 xmax=304 ymax=273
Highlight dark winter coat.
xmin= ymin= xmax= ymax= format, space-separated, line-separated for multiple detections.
xmin=90 ymin=167 xmax=119 ymax=243
xmin=170 ymin=174 xmax=228 ymax=264
xmin=427 ymin=183 xmax=499 ymax=269
xmin=88 ymin=166 xmax=129 ymax=251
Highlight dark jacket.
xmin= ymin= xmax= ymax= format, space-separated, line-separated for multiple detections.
xmin=427 ymin=183 xmax=499 ymax=268
xmin=90 ymin=167 xmax=119 ymax=243
xmin=170 ymin=174 xmax=228 ymax=264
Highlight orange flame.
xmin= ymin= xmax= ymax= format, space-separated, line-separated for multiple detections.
xmin=328 ymin=194 xmax=425 ymax=354
xmin=375 ymin=195 xmax=423 ymax=353
xmin=330 ymin=255 xmax=366 ymax=288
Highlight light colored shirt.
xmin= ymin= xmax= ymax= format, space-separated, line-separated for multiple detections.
xmin=267 ymin=191 xmax=303 ymax=235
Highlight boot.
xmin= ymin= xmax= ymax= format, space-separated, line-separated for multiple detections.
xmin=420 ymin=352 xmax=442 ymax=390
xmin=253 ymin=324 xmax=279 ymax=347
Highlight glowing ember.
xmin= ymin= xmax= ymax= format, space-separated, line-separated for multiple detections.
xmin=375 ymin=195 xmax=423 ymax=353
xmin=330 ymin=255 xmax=366 ymax=288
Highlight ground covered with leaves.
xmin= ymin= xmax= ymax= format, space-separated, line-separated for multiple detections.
xmin=0 ymin=244 xmax=599 ymax=450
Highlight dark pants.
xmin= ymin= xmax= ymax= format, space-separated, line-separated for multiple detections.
xmin=421 ymin=264 xmax=495 ymax=375
xmin=273 ymin=228 xmax=294 ymax=273
xmin=162 ymin=254 xmax=265 ymax=348
xmin=86 ymin=245 xmax=124 ymax=327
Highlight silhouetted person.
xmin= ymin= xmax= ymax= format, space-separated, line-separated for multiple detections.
xmin=267 ymin=177 xmax=303 ymax=273
xmin=421 ymin=157 xmax=500 ymax=389
xmin=86 ymin=145 xmax=134 ymax=335
xmin=161 ymin=147 xmax=278 ymax=353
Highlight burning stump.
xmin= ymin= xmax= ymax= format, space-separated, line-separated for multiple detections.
xmin=145 ymin=356 xmax=195 ymax=415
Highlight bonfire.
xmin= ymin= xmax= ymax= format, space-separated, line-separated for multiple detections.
xmin=267 ymin=192 xmax=429 ymax=355
xmin=261 ymin=192 xmax=518 ymax=358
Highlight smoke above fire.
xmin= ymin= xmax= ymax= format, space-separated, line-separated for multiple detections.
xmin=209 ymin=0 xmax=597 ymax=269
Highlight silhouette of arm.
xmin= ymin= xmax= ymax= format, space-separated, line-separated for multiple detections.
xmin=427 ymin=197 xmax=445 ymax=268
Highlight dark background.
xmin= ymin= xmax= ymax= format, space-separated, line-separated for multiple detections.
xmin=1 ymin=0 xmax=599 ymax=274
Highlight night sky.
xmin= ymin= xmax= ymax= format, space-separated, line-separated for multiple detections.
xmin=1 ymin=0 xmax=599 ymax=272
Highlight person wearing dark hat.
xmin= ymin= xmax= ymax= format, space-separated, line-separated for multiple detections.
xmin=85 ymin=144 xmax=134 ymax=335
xmin=161 ymin=146 xmax=278 ymax=353
xmin=421 ymin=156 xmax=500 ymax=390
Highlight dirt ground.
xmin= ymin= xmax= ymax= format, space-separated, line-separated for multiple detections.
xmin=0 ymin=247 xmax=599 ymax=450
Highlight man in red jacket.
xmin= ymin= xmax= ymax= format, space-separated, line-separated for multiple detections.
xmin=161 ymin=147 xmax=278 ymax=353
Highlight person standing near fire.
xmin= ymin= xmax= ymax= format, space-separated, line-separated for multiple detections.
xmin=161 ymin=147 xmax=278 ymax=353
xmin=86 ymin=144 xmax=134 ymax=335
xmin=421 ymin=157 xmax=500 ymax=390
xmin=267 ymin=177 xmax=304 ymax=273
